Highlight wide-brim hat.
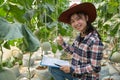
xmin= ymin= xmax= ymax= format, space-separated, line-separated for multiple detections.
xmin=58 ymin=2 xmax=97 ymax=24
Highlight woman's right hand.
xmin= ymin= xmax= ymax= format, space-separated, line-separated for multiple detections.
xmin=60 ymin=65 xmax=70 ymax=73
xmin=57 ymin=35 xmax=64 ymax=45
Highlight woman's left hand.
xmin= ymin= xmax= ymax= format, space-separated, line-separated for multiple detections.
xmin=60 ymin=66 xmax=70 ymax=73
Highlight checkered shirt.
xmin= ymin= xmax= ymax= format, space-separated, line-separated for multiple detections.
xmin=62 ymin=31 xmax=104 ymax=80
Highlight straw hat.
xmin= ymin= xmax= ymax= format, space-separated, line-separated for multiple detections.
xmin=58 ymin=2 xmax=96 ymax=24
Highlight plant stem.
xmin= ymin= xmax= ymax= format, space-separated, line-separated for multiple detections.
xmin=0 ymin=45 xmax=3 ymax=70
xmin=28 ymin=52 xmax=32 ymax=80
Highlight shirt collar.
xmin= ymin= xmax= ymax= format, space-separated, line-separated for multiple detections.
xmin=84 ymin=31 xmax=98 ymax=40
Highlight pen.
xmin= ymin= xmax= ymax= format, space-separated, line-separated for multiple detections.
xmin=54 ymin=63 xmax=61 ymax=67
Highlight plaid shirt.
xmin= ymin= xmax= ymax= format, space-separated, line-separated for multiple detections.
xmin=62 ymin=31 xmax=104 ymax=80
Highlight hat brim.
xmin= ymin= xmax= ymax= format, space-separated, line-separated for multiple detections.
xmin=58 ymin=2 xmax=97 ymax=24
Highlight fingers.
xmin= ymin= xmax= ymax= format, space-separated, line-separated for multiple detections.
xmin=57 ymin=34 xmax=63 ymax=41
xmin=60 ymin=66 xmax=70 ymax=73
xmin=58 ymin=34 xmax=63 ymax=40
xmin=56 ymin=34 xmax=64 ymax=45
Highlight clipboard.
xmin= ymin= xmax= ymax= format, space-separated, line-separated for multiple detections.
xmin=40 ymin=56 xmax=70 ymax=68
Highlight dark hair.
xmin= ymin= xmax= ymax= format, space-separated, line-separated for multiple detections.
xmin=85 ymin=22 xmax=101 ymax=40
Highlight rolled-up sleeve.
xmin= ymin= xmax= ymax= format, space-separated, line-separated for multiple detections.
xmin=61 ymin=42 xmax=74 ymax=54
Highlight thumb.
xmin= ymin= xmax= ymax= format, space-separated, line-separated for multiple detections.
xmin=58 ymin=34 xmax=63 ymax=39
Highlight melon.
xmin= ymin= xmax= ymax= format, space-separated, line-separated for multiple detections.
xmin=110 ymin=52 xmax=120 ymax=63
xmin=35 ymin=68 xmax=52 ymax=80
xmin=0 ymin=67 xmax=16 ymax=80
xmin=41 ymin=42 xmax=51 ymax=51
xmin=12 ymin=49 xmax=23 ymax=59
xmin=10 ymin=65 xmax=20 ymax=77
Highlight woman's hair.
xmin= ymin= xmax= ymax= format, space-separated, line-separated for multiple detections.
xmin=85 ymin=22 xmax=101 ymax=40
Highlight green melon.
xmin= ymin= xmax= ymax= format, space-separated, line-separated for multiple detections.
xmin=41 ymin=42 xmax=51 ymax=51
xmin=110 ymin=52 xmax=120 ymax=63
xmin=12 ymin=49 xmax=23 ymax=59
xmin=0 ymin=68 xmax=16 ymax=80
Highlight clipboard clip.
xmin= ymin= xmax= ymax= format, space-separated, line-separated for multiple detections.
xmin=54 ymin=63 xmax=61 ymax=67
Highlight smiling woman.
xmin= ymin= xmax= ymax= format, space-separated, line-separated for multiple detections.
xmin=49 ymin=2 xmax=104 ymax=80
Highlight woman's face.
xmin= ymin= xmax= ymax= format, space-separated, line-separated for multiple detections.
xmin=70 ymin=13 xmax=88 ymax=32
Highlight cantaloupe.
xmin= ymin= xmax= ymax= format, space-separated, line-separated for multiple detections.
xmin=0 ymin=67 xmax=16 ymax=80
xmin=41 ymin=42 xmax=51 ymax=51
xmin=110 ymin=52 xmax=120 ymax=63
xmin=12 ymin=49 xmax=23 ymax=59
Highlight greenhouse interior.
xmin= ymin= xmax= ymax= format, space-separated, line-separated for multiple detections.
xmin=0 ymin=0 xmax=120 ymax=80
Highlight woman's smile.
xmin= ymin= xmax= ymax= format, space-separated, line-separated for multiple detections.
xmin=70 ymin=13 xmax=87 ymax=32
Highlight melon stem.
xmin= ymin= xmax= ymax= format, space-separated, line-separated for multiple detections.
xmin=0 ymin=45 xmax=3 ymax=70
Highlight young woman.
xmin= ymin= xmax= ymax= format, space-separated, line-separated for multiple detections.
xmin=49 ymin=2 xmax=104 ymax=80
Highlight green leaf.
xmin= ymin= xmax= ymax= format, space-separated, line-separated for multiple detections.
xmin=21 ymin=24 xmax=40 ymax=52
xmin=3 ymin=41 xmax=10 ymax=49
xmin=0 ymin=40 xmax=4 ymax=44
xmin=108 ymin=1 xmax=118 ymax=14
xmin=9 ymin=2 xmax=25 ymax=22
xmin=34 ymin=27 xmax=50 ymax=41
xmin=23 ymin=9 xmax=35 ymax=21
xmin=0 ymin=17 xmax=23 ymax=40
xmin=110 ymin=23 xmax=119 ymax=36
xmin=21 ymin=0 xmax=33 ymax=9
xmin=45 ymin=3 xmax=54 ymax=12
xmin=0 ymin=8 xmax=6 ymax=17
xmin=57 ymin=45 xmax=63 ymax=50
xmin=58 ymin=24 xmax=72 ymax=36
xmin=51 ymin=42 xmax=57 ymax=53
xmin=18 ymin=42 xmax=26 ymax=52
